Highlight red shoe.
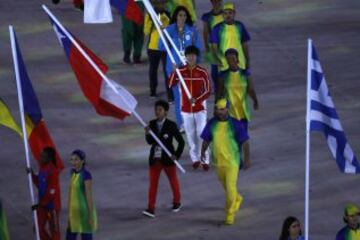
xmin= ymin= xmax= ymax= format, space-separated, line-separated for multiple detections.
xmin=192 ymin=161 xmax=200 ymax=169
xmin=202 ymin=163 xmax=210 ymax=171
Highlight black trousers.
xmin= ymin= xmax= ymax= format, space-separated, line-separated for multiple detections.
xmin=147 ymin=49 xmax=173 ymax=99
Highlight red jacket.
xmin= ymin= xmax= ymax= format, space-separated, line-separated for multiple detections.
xmin=169 ymin=65 xmax=211 ymax=113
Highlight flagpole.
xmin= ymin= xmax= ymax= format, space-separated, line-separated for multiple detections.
xmin=42 ymin=5 xmax=186 ymax=173
xmin=132 ymin=111 xmax=186 ymax=173
xmin=139 ymin=0 xmax=193 ymax=102
xmin=9 ymin=25 xmax=41 ymax=240
xmin=305 ymin=38 xmax=312 ymax=240
xmin=139 ymin=0 xmax=186 ymax=65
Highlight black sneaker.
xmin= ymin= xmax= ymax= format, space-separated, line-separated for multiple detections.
xmin=123 ymin=53 xmax=131 ymax=64
xmin=150 ymin=92 xmax=157 ymax=98
xmin=142 ymin=209 xmax=155 ymax=218
xmin=172 ymin=203 xmax=181 ymax=213
xmin=133 ymin=56 xmax=142 ymax=64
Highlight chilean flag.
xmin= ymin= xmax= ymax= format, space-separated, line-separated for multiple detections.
xmin=110 ymin=0 xmax=144 ymax=25
xmin=48 ymin=15 xmax=137 ymax=120
xmin=12 ymin=30 xmax=64 ymax=170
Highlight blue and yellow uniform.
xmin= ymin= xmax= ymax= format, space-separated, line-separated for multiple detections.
xmin=201 ymin=10 xmax=223 ymax=64
xmin=201 ymin=10 xmax=224 ymax=89
xmin=67 ymin=168 xmax=97 ymax=239
xmin=210 ymin=21 xmax=250 ymax=71
xmin=336 ymin=204 xmax=360 ymax=240
xmin=220 ymin=68 xmax=251 ymax=121
xmin=336 ymin=226 xmax=360 ymax=240
xmin=201 ymin=114 xmax=248 ymax=224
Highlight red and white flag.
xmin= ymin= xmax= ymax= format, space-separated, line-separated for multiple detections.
xmin=48 ymin=15 xmax=137 ymax=119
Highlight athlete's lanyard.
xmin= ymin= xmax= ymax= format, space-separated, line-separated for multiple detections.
xmin=178 ymin=28 xmax=186 ymax=64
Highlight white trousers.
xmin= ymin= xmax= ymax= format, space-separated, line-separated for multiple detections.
xmin=181 ymin=110 xmax=210 ymax=164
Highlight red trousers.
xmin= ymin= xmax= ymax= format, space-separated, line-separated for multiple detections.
xmin=37 ymin=208 xmax=60 ymax=240
xmin=148 ymin=161 xmax=181 ymax=210
xmin=73 ymin=0 xmax=83 ymax=7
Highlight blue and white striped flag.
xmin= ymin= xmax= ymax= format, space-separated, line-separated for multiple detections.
xmin=308 ymin=41 xmax=360 ymax=173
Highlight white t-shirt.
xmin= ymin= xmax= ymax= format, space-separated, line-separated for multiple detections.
xmin=84 ymin=0 xmax=113 ymax=24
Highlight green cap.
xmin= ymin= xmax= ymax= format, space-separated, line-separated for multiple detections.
xmin=345 ymin=203 xmax=360 ymax=216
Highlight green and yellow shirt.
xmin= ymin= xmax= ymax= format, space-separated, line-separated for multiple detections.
xmin=210 ymin=21 xmax=250 ymax=71
xmin=201 ymin=117 xmax=248 ymax=167
xmin=68 ymin=168 xmax=97 ymax=233
xmin=144 ymin=10 xmax=170 ymax=50
xmin=201 ymin=10 xmax=224 ymax=64
xmin=221 ymin=68 xmax=251 ymax=121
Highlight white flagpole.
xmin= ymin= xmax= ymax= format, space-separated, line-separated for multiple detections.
xmin=140 ymin=0 xmax=193 ymax=102
xmin=305 ymin=38 xmax=312 ymax=240
xmin=9 ymin=25 xmax=41 ymax=240
xmin=132 ymin=111 xmax=186 ymax=173
xmin=42 ymin=5 xmax=186 ymax=173
xmin=141 ymin=0 xmax=186 ymax=65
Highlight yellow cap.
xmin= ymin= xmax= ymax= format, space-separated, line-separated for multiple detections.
xmin=223 ymin=2 xmax=235 ymax=11
xmin=215 ymin=98 xmax=228 ymax=109
xmin=345 ymin=203 xmax=360 ymax=216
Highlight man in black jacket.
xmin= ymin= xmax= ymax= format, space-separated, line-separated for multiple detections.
xmin=143 ymin=100 xmax=185 ymax=218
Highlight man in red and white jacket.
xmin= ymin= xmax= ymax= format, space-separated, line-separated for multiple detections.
xmin=169 ymin=45 xmax=211 ymax=170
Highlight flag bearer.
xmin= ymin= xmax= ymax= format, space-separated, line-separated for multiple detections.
xmin=142 ymin=100 xmax=185 ymax=218
xmin=159 ymin=5 xmax=201 ymax=130
xmin=169 ymin=45 xmax=211 ymax=170
xmin=29 ymin=147 xmax=61 ymax=240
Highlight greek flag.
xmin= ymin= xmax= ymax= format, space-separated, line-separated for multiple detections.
xmin=308 ymin=40 xmax=360 ymax=173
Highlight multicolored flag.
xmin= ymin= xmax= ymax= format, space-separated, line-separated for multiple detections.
xmin=43 ymin=5 xmax=185 ymax=173
xmin=12 ymin=31 xmax=64 ymax=170
xmin=308 ymin=41 xmax=360 ymax=173
xmin=47 ymin=12 xmax=137 ymax=120
xmin=0 ymin=98 xmax=22 ymax=136
xmin=110 ymin=0 xmax=144 ymax=25
xmin=0 ymin=200 xmax=10 ymax=240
